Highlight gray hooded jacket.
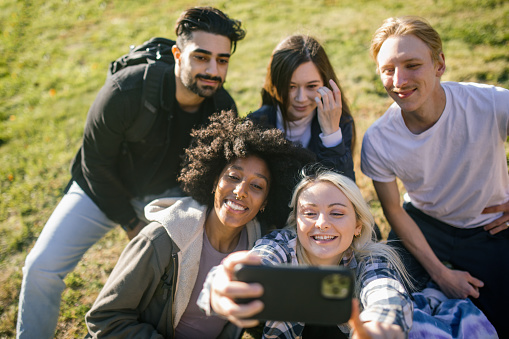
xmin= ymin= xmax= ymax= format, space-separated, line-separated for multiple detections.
xmin=86 ymin=197 xmax=262 ymax=338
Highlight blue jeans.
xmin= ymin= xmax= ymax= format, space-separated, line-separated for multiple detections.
xmin=16 ymin=181 xmax=182 ymax=338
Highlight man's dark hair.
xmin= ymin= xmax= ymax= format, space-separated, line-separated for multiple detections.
xmin=175 ymin=6 xmax=246 ymax=54
xmin=179 ymin=110 xmax=315 ymax=229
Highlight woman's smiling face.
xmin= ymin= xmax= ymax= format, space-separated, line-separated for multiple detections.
xmin=296 ymin=180 xmax=361 ymax=266
xmin=286 ymin=61 xmax=324 ymax=121
xmin=211 ymin=156 xmax=270 ymax=230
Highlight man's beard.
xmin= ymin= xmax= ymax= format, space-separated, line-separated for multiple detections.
xmin=182 ymin=73 xmax=223 ymax=98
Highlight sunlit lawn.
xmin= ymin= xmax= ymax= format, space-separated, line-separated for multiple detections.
xmin=1 ymin=0 xmax=508 ymax=337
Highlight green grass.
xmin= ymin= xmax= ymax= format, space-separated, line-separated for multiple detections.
xmin=1 ymin=0 xmax=508 ymax=337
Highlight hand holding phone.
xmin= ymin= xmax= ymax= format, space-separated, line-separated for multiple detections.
xmin=233 ymin=264 xmax=354 ymax=325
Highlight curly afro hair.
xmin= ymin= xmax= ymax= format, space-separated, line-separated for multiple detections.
xmin=179 ymin=110 xmax=316 ymax=229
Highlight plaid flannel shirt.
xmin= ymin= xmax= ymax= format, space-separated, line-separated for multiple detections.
xmin=251 ymin=229 xmax=413 ymax=339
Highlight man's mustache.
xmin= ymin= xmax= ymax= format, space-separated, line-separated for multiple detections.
xmin=196 ymin=74 xmax=223 ymax=83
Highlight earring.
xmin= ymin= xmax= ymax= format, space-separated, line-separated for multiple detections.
xmin=260 ymin=207 xmax=265 ymax=213
xmin=354 ymin=232 xmax=361 ymax=238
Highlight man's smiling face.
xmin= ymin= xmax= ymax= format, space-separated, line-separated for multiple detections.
xmin=176 ymin=31 xmax=231 ymax=98
xmin=377 ymin=34 xmax=445 ymax=116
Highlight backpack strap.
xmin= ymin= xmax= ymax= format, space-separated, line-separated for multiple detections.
xmin=124 ymin=60 xmax=169 ymax=142
xmin=109 ymin=37 xmax=175 ymax=142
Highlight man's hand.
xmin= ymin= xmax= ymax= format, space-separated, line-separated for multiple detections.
xmin=126 ymin=220 xmax=147 ymax=240
xmin=315 ymin=79 xmax=342 ymax=136
xmin=210 ymin=251 xmax=264 ymax=328
xmin=433 ymin=266 xmax=484 ymax=299
xmin=349 ymin=299 xmax=404 ymax=339
xmin=482 ymin=200 xmax=509 ymax=235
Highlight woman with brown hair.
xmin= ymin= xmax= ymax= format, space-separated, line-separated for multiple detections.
xmin=248 ymin=35 xmax=356 ymax=181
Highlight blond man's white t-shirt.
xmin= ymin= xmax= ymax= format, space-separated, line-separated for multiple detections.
xmin=361 ymin=82 xmax=509 ymax=228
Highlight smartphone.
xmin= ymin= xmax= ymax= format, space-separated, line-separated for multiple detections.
xmin=233 ymin=264 xmax=353 ymax=325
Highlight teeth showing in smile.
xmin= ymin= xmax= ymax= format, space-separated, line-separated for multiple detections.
xmin=312 ymin=235 xmax=336 ymax=241
xmin=226 ymin=200 xmax=247 ymax=211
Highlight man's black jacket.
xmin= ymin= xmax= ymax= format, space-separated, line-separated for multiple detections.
xmin=70 ymin=64 xmax=236 ymax=225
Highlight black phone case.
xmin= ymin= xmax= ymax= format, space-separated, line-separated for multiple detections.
xmin=233 ymin=264 xmax=353 ymax=325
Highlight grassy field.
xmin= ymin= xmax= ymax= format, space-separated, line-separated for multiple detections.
xmin=1 ymin=0 xmax=508 ymax=337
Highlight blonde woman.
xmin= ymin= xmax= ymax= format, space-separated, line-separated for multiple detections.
xmin=248 ymin=170 xmax=412 ymax=338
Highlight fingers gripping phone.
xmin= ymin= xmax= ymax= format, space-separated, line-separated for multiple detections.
xmin=233 ymin=264 xmax=353 ymax=325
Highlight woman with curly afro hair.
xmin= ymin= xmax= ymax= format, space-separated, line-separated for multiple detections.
xmin=86 ymin=110 xmax=315 ymax=339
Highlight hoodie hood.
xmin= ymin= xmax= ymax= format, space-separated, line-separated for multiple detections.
xmin=145 ymin=196 xmax=206 ymax=251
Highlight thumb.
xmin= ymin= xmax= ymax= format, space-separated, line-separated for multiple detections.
xmin=349 ymin=299 xmax=371 ymax=339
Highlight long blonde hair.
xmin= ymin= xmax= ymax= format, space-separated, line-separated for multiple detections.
xmin=285 ymin=168 xmax=414 ymax=295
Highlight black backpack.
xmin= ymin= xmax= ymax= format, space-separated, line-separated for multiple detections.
xmin=109 ymin=37 xmax=176 ymax=142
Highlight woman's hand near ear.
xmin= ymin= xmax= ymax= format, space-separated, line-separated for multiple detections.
xmin=315 ymin=79 xmax=342 ymax=136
